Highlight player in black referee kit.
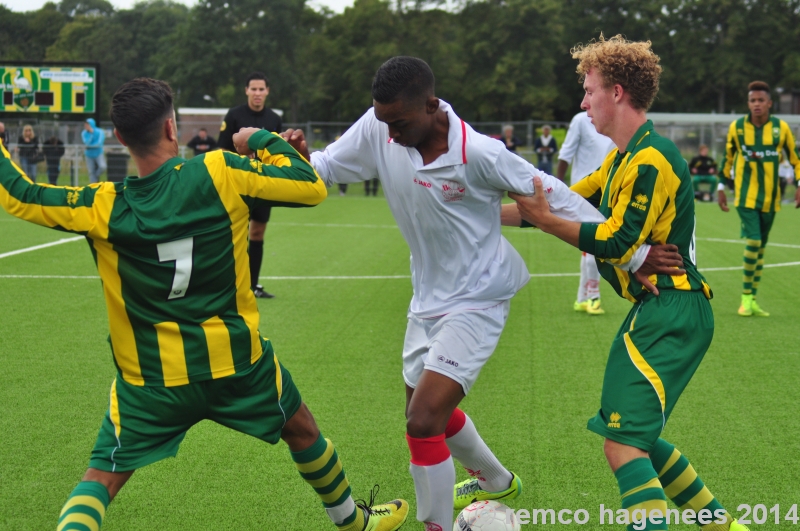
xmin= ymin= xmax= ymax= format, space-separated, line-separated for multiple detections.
xmin=218 ymin=71 xmax=283 ymax=298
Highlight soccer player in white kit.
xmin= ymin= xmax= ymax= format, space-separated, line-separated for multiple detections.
xmin=557 ymin=111 xmax=617 ymax=315
xmin=282 ymin=57 xmax=663 ymax=531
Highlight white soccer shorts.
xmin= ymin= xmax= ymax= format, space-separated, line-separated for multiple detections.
xmin=402 ymin=301 xmax=510 ymax=395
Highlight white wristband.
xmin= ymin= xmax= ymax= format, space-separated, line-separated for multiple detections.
xmin=717 ymin=183 xmax=725 ymax=191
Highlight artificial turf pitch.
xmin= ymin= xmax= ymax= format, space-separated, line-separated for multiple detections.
xmin=1 ymin=185 xmax=798 ymax=530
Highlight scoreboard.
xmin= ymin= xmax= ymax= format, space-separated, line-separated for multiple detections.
xmin=0 ymin=63 xmax=99 ymax=115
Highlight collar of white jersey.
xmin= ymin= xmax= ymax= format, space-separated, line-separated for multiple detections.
xmin=387 ymin=99 xmax=468 ymax=169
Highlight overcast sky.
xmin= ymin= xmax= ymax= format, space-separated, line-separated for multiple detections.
xmin=2 ymin=0 xmax=355 ymax=14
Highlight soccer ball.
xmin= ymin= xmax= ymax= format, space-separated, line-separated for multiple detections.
xmin=453 ymin=500 xmax=521 ymax=531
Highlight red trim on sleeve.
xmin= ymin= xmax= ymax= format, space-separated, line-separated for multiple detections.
xmin=461 ymin=120 xmax=468 ymax=164
xmin=406 ymin=433 xmax=451 ymax=466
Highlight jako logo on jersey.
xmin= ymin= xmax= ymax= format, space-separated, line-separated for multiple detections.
xmin=608 ymin=412 xmax=622 ymax=428
xmin=630 ymin=194 xmax=648 ymax=211
xmin=414 ymin=177 xmax=432 ymax=188
xmin=442 ymin=180 xmax=466 ymax=202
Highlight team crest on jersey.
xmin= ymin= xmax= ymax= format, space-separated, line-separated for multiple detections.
xmin=66 ymin=190 xmax=80 ymax=206
xmin=442 ymin=180 xmax=465 ymax=202
xmin=773 ymin=127 xmax=780 ymax=137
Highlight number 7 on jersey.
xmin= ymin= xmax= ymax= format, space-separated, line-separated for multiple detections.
xmin=157 ymin=237 xmax=194 ymax=300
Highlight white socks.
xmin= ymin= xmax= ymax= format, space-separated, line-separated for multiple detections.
xmin=409 ymin=457 xmax=455 ymax=530
xmin=446 ymin=413 xmax=513 ymax=492
xmin=577 ymin=252 xmax=601 ymax=302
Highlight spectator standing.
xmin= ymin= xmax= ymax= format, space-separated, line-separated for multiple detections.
xmin=218 ymin=72 xmax=283 ymax=299
xmin=501 ymin=124 xmax=522 ymax=152
xmin=557 ymin=110 xmax=617 ymax=315
xmin=82 ymin=118 xmax=107 ymax=183
xmin=688 ymin=144 xmax=717 ymax=199
xmin=17 ymin=125 xmax=40 ymax=182
xmin=187 ymin=128 xmax=217 ymax=156
xmin=534 ymin=124 xmax=558 ymax=174
xmin=0 ymin=122 xmax=8 ymax=146
xmin=778 ymin=152 xmax=795 ymax=201
xmin=42 ymin=136 xmax=66 ymax=185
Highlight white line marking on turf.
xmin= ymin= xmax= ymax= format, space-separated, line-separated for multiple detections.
xmin=3 ymin=260 xmax=800 ymax=281
xmin=698 ymin=237 xmax=800 ymax=249
xmin=0 ymin=236 xmax=83 ymax=260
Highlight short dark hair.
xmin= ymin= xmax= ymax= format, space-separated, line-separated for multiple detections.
xmin=748 ymin=80 xmax=770 ymax=95
xmin=110 ymin=78 xmax=174 ymax=156
xmin=371 ymin=56 xmax=435 ymax=105
xmin=246 ymin=72 xmax=269 ymax=88
xmin=199 ymin=127 xmax=207 ymax=132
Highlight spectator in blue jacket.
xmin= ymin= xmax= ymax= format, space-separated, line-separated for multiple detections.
xmin=82 ymin=118 xmax=106 ymax=183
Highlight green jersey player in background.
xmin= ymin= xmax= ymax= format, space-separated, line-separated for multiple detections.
xmin=718 ymin=80 xmax=800 ymax=317
xmin=0 ymin=78 xmax=407 ymax=531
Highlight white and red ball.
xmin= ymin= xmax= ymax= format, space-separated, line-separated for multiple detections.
xmin=453 ymin=500 xmax=521 ymax=531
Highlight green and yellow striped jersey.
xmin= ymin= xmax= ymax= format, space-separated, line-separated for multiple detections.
xmin=572 ymin=121 xmax=711 ymax=303
xmin=720 ymin=114 xmax=800 ymax=212
xmin=0 ymin=131 xmax=326 ymax=387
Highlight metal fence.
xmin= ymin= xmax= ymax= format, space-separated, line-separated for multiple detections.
xmin=3 ymin=114 xmax=799 ymax=185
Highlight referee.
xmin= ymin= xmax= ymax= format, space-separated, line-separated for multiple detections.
xmin=218 ymin=71 xmax=283 ymax=298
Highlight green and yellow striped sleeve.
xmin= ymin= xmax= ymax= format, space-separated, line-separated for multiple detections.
xmin=571 ymin=152 xmax=615 ymax=207
xmin=781 ymin=122 xmax=800 ymax=182
xmin=0 ymin=141 xmax=115 ymax=238
xmin=578 ymin=150 xmax=667 ymax=264
xmin=204 ymin=130 xmax=326 ymax=209
xmin=719 ymin=121 xmax=738 ymax=186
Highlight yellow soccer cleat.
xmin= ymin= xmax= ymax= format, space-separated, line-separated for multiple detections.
xmin=730 ymin=519 xmax=751 ymax=531
xmin=750 ymin=299 xmax=770 ymax=317
xmin=453 ymin=472 xmax=523 ymax=510
xmin=361 ymin=499 xmax=408 ymax=531
xmin=338 ymin=486 xmax=408 ymax=531
xmin=586 ymin=298 xmax=606 ymax=315
xmin=738 ymin=294 xmax=753 ymax=316
xmin=574 ymin=300 xmax=589 ymax=312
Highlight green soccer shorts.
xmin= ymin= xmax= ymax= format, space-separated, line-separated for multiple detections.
xmin=587 ymin=290 xmax=714 ymax=452
xmin=737 ymin=206 xmax=776 ymax=245
xmin=89 ymin=346 xmax=302 ymax=473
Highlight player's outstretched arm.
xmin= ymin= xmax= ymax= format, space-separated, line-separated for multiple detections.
xmin=307 ymin=110 xmax=380 ymax=187
xmin=216 ymin=129 xmax=327 ymax=208
xmin=0 ymin=142 xmax=113 ymax=237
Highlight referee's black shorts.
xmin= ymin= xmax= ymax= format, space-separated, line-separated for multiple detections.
xmin=250 ymin=205 xmax=272 ymax=223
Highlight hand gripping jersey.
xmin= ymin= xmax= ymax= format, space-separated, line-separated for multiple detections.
xmin=311 ymin=100 xmax=625 ymax=318
xmin=572 ymin=121 xmax=711 ymax=303
xmin=0 ymin=131 xmax=326 ymax=386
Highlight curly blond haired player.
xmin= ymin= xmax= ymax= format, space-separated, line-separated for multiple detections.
xmin=510 ymin=35 xmax=749 ymax=531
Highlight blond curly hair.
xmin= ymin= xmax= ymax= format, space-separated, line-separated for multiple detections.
xmin=571 ymin=34 xmax=662 ymax=111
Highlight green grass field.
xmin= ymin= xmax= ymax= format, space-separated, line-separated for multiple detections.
xmin=1 ymin=183 xmax=799 ymax=530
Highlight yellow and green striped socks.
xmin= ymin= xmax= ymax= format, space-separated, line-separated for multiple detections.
xmin=615 ymin=457 xmax=668 ymax=530
xmin=752 ymin=247 xmax=766 ymax=296
xmin=57 ymin=481 xmax=109 ymax=530
xmin=742 ymin=239 xmax=761 ymax=294
xmin=291 ymin=434 xmax=363 ymax=530
xmin=650 ymin=438 xmax=734 ymax=530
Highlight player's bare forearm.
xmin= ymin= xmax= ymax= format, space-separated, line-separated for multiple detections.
xmin=509 ymin=177 xmax=580 ymax=247
xmin=556 ymin=159 xmax=569 ymax=182
xmin=500 ymin=203 xmax=522 ymax=227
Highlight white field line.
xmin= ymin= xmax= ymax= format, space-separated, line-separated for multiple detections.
xmin=2 ymin=260 xmax=800 ymax=281
xmin=0 ymin=236 xmax=83 ymax=260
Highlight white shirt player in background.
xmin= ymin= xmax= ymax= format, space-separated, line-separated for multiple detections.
xmin=282 ymin=57 xmax=674 ymax=531
xmin=556 ymin=111 xmax=617 ymax=315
